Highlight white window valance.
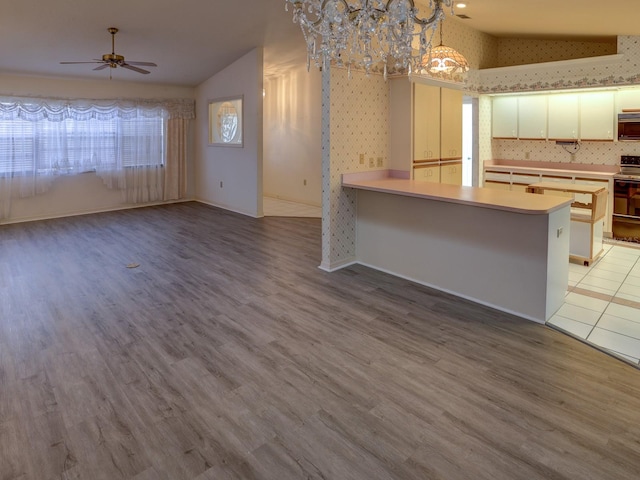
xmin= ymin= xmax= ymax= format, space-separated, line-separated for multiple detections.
xmin=0 ymin=95 xmax=195 ymax=122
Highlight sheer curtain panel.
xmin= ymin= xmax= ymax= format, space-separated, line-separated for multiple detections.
xmin=0 ymin=96 xmax=194 ymax=221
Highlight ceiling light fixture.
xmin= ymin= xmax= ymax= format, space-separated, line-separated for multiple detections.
xmin=285 ymin=0 xmax=455 ymax=78
xmin=423 ymin=19 xmax=469 ymax=78
xmin=456 ymin=2 xmax=466 ymax=8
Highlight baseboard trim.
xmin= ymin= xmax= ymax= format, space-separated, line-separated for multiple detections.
xmin=318 ymin=257 xmax=358 ymax=272
xmin=0 ymin=198 xmax=194 ymax=226
xmin=356 ymin=260 xmax=545 ymax=324
xmin=194 ymin=199 xmax=261 ymax=219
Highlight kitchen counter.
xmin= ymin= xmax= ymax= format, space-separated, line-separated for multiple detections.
xmin=483 ymin=160 xmax=617 ymax=234
xmin=342 ymin=170 xmax=570 ymax=323
xmin=342 ymin=175 xmax=572 ymax=214
xmin=485 ymin=159 xmax=619 ymax=178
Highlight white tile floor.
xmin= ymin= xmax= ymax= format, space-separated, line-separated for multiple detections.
xmin=263 ymin=197 xmax=321 ymax=218
xmin=548 ymin=243 xmax=640 ymax=366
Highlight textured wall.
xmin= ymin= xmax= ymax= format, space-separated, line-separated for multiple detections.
xmin=493 ymin=139 xmax=640 ymax=167
xmin=469 ymin=36 xmax=640 ymax=93
xmin=321 ymin=67 xmax=389 ymax=270
xmin=497 ymin=39 xmax=616 ymax=68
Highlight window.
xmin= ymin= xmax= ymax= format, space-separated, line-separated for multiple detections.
xmin=0 ymin=114 xmax=165 ymax=176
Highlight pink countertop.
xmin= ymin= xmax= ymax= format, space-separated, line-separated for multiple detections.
xmin=486 ymin=160 xmax=619 ymax=177
xmin=342 ymin=171 xmax=572 ymax=215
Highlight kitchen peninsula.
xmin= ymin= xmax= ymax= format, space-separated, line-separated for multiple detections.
xmin=342 ymin=171 xmax=573 ymax=323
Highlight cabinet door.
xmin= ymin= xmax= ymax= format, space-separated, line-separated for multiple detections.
xmin=518 ymin=96 xmax=547 ymax=140
xmin=617 ymin=89 xmax=640 ymax=110
xmin=548 ymin=93 xmax=579 ymax=140
xmin=580 ymin=91 xmax=615 ymax=140
xmin=440 ymin=88 xmax=463 ymax=160
xmin=440 ymin=161 xmax=462 ymax=185
xmin=413 ymin=84 xmax=440 ymax=160
xmin=492 ymin=96 xmax=518 ymax=138
xmin=413 ymin=164 xmax=440 ymax=183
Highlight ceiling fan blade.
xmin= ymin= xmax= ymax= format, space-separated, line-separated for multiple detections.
xmin=125 ymin=61 xmax=157 ymax=67
xmin=120 ymin=63 xmax=150 ymax=74
xmin=60 ymin=61 xmax=103 ymax=64
xmin=93 ymin=64 xmax=110 ymax=71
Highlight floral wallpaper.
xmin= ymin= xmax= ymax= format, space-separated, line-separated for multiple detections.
xmin=469 ymin=36 xmax=640 ymax=94
xmin=497 ymin=39 xmax=616 ymax=68
xmin=321 ymin=67 xmax=389 ymax=270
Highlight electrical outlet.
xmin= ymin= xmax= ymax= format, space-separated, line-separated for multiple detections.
xmin=369 ymin=157 xmax=375 ymax=168
xmin=359 ymin=153 xmax=365 ymax=165
xmin=377 ymin=157 xmax=383 ymax=167
xmin=220 ymin=181 xmax=223 ymax=188
xmin=525 ymin=151 xmax=530 ymax=160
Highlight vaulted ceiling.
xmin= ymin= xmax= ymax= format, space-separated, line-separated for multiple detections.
xmin=0 ymin=0 xmax=638 ymax=87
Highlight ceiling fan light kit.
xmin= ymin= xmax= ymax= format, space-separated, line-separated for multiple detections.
xmin=60 ymin=27 xmax=157 ymax=78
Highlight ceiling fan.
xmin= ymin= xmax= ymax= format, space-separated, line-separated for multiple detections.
xmin=60 ymin=27 xmax=157 ymax=75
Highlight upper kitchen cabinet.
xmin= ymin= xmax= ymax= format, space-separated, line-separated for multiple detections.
xmin=580 ymin=91 xmax=615 ymax=140
xmin=517 ymin=95 xmax=547 ymax=140
xmin=547 ymin=93 xmax=579 ymax=140
xmin=617 ymin=89 xmax=640 ymax=110
xmin=492 ymin=96 xmax=518 ymax=139
xmin=413 ymin=83 xmax=441 ymax=161
xmin=491 ymin=90 xmax=616 ymax=142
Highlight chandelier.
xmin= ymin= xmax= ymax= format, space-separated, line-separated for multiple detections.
xmin=423 ymin=20 xmax=469 ymax=77
xmin=285 ymin=0 xmax=454 ymax=77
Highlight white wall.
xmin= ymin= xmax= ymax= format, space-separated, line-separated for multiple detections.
xmin=194 ymin=48 xmax=264 ymax=217
xmin=263 ymin=65 xmax=321 ymax=207
xmin=0 ymin=73 xmax=195 ymax=224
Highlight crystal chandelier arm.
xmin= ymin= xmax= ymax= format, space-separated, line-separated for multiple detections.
xmin=286 ymin=0 xmax=455 ymax=76
xmin=395 ymin=0 xmax=448 ymax=27
xmin=310 ymin=0 xmax=352 ymax=28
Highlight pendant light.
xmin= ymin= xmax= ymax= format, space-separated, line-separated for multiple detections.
xmin=425 ymin=20 xmax=469 ymax=76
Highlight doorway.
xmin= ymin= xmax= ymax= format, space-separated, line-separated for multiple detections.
xmin=462 ymin=97 xmax=475 ymax=186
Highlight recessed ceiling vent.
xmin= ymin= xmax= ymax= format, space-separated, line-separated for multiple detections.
xmin=456 ymin=14 xmax=471 ymax=19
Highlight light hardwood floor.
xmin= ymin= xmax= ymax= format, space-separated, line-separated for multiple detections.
xmin=1 ymin=201 xmax=640 ymax=479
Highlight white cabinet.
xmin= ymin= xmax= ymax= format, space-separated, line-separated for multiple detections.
xmin=580 ymin=91 xmax=615 ymax=140
xmin=618 ymin=89 xmax=640 ymax=110
xmin=491 ymin=90 xmax=616 ymax=142
xmin=548 ymin=93 xmax=579 ymax=140
xmin=440 ymin=161 xmax=462 ymax=185
xmin=413 ymin=84 xmax=462 ymax=185
xmin=413 ymin=162 xmax=440 ymax=183
xmin=413 ymin=84 xmax=440 ymax=160
xmin=517 ymin=96 xmax=547 ymax=140
xmin=440 ymin=88 xmax=463 ymax=160
xmin=492 ymin=96 xmax=518 ymax=138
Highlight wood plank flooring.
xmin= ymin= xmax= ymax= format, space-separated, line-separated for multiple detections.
xmin=1 ymin=201 xmax=640 ymax=479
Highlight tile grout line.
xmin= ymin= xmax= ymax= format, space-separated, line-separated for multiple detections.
xmin=550 ymin=245 xmax=640 ymax=366
xmin=586 ymin=247 xmax=640 ymax=359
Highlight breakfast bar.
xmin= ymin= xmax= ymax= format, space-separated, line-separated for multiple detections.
xmin=343 ymin=171 xmax=573 ymax=323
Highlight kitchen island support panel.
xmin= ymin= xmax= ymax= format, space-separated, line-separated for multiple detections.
xmin=354 ymin=189 xmax=570 ymax=323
